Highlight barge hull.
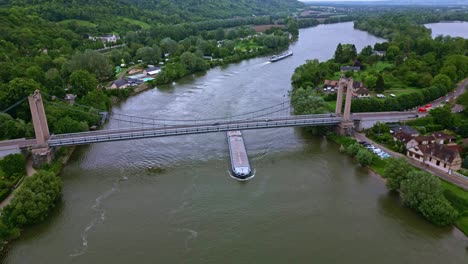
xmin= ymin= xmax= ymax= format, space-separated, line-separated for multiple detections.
xmin=227 ymin=131 xmax=251 ymax=179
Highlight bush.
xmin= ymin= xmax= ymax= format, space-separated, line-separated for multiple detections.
xmin=419 ymin=196 xmax=459 ymax=226
xmin=0 ymin=154 xmax=26 ymax=179
xmin=356 ymin=148 xmax=374 ymax=166
xmin=345 ymin=143 xmax=361 ymax=156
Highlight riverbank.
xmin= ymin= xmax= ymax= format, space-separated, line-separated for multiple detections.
xmin=329 ymin=133 xmax=468 ymax=236
xmin=0 ymin=146 xmax=75 ymax=254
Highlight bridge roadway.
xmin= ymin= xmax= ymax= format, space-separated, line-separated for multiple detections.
xmin=0 ymin=111 xmax=422 ymax=149
xmin=47 ymin=114 xmax=342 ymax=147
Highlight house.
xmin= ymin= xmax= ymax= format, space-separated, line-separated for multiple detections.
xmin=355 ymin=87 xmax=370 ymax=98
xmin=323 ymin=80 xmax=339 ymax=89
xmin=64 ymin=94 xmax=77 ymax=106
xmin=100 ymin=34 xmax=120 ymax=43
xmin=413 ymin=135 xmax=436 ymax=145
xmin=340 ymin=66 xmax=361 ymax=72
xmin=144 ymin=65 xmax=161 ymax=76
xmin=373 ymin=51 xmax=386 ymax=57
xmin=110 ymin=79 xmax=129 ymax=89
xmin=432 ymin=132 xmax=456 ymax=145
xmin=407 ymin=144 xmax=462 ymax=173
xmin=388 ymin=124 xmax=420 ymax=137
xmin=393 ymin=131 xmax=414 ymax=147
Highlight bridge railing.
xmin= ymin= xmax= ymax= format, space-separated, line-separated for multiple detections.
xmin=48 ymin=117 xmax=342 ymax=146
xmin=50 ymin=114 xmax=339 ymax=140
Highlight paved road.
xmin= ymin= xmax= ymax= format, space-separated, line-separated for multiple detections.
xmin=354 ymin=133 xmax=468 ymax=191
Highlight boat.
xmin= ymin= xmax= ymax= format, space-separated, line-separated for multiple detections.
xmin=227 ymin=131 xmax=253 ymax=180
xmin=268 ymin=51 xmax=293 ymax=62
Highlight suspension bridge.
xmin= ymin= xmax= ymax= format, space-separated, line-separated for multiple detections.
xmin=0 ymin=77 xmax=421 ymax=167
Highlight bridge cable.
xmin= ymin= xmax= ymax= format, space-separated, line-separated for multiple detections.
xmin=42 ymin=92 xmax=301 ymax=123
xmin=1 ymin=97 xmax=28 ymax=113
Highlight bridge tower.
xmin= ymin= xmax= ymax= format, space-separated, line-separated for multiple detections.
xmin=28 ymin=90 xmax=53 ymax=167
xmin=335 ymin=76 xmax=355 ymax=135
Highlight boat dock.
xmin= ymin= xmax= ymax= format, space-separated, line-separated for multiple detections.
xmin=227 ymin=131 xmax=252 ymax=180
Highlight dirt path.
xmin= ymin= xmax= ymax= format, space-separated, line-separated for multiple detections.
xmin=0 ymin=158 xmax=36 ymax=210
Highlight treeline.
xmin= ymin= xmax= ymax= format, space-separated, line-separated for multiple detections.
xmin=291 ymin=10 xmax=468 ymax=113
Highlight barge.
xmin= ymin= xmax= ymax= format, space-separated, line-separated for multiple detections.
xmin=227 ymin=131 xmax=253 ymax=181
xmin=269 ymin=51 xmax=293 ymax=62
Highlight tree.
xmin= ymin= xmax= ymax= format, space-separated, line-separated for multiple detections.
xmin=160 ymin=37 xmax=178 ymax=54
xmin=69 ymin=70 xmax=98 ymax=96
xmin=345 ymin=143 xmax=361 ymax=156
xmin=375 ymin=74 xmax=385 ymax=93
xmin=429 ymin=106 xmax=454 ymax=129
xmin=136 ymin=46 xmax=161 ymax=64
xmin=364 ymin=75 xmax=378 ymax=89
xmin=215 ymin=27 xmax=225 ymax=41
xmin=356 ymin=148 xmax=374 ymax=166
xmin=52 ymin=116 xmax=89 ymax=134
xmin=432 ymin=74 xmax=452 ymax=90
xmin=66 ymin=50 xmax=113 ymax=81
xmin=0 ymin=154 xmax=26 ymax=178
xmin=382 ymin=158 xmax=414 ymax=191
xmin=418 ymin=196 xmax=459 ymax=226
xmin=334 ymin=43 xmax=344 ymax=63
xmin=2 ymin=171 xmax=62 ymax=227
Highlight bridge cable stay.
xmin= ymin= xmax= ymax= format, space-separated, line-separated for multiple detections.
xmin=1 ymin=97 xmax=28 ymax=113
xmin=44 ymin=99 xmax=296 ymax=128
xmin=42 ymin=92 xmax=302 ymax=123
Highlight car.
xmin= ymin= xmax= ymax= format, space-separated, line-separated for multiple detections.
xmin=390 ymin=94 xmax=396 ymax=97
xmin=358 ymin=141 xmax=367 ymax=145
xmin=212 ymin=122 xmax=220 ymax=126
xmin=264 ymin=119 xmax=271 ymax=122
xmin=373 ymin=148 xmax=382 ymax=154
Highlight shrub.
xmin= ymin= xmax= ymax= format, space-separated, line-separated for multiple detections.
xmin=382 ymin=158 xmax=414 ymax=191
xmin=356 ymin=148 xmax=374 ymax=166
xmin=419 ymin=196 xmax=459 ymax=226
xmin=345 ymin=143 xmax=361 ymax=156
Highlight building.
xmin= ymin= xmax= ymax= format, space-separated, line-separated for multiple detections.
xmin=144 ymin=65 xmax=161 ymax=76
xmin=340 ymin=66 xmax=361 ymax=72
xmin=413 ymin=135 xmax=436 ymax=145
xmin=355 ymin=87 xmax=370 ymax=98
xmin=110 ymin=79 xmax=129 ymax=89
xmin=100 ymin=34 xmax=120 ymax=43
xmin=323 ymin=80 xmax=339 ymax=89
xmin=64 ymin=94 xmax=77 ymax=105
xmin=388 ymin=124 xmax=420 ymax=137
xmin=432 ymin=132 xmax=456 ymax=145
xmin=373 ymin=51 xmax=386 ymax=57
xmin=407 ymin=144 xmax=462 ymax=173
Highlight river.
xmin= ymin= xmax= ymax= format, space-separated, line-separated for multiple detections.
xmin=3 ymin=22 xmax=468 ymax=264
xmin=425 ymin=21 xmax=468 ymax=39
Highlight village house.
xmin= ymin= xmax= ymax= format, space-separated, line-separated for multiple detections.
xmin=100 ymin=34 xmax=120 ymax=43
xmin=110 ymin=79 xmax=129 ymax=89
xmin=407 ymin=144 xmax=462 ymax=173
xmin=323 ymin=80 xmax=339 ymax=91
xmin=340 ymin=66 xmax=361 ymax=72
xmin=432 ymin=132 xmax=456 ymax=145
xmin=373 ymin=50 xmax=386 ymax=57
xmin=389 ymin=124 xmax=420 ymax=137
xmin=354 ymin=87 xmax=370 ymax=98
xmin=64 ymin=94 xmax=77 ymax=106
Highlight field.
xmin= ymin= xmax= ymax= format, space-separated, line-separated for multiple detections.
xmin=58 ymin=19 xmax=97 ymax=28
xmin=120 ymin=17 xmax=151 ymax=29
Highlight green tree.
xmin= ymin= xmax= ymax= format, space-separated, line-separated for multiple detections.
xmin=345 ymin=143 xmax=361 ymax=156
xmin=0 ymin=154 xmax=26 ymax=178
xmin=356 ymin=148 xmax=374 ymax=166
xmin=382 ymin=158 xmax=414 ymax=191
xmin=364 ymin=75 xmax=378 ymax=89
xmin=52 ymin=116 xmax=89 ymax=134
xmin=69 ymin=70 xmax=98 ymax=96
xmin=136 ymin=46 xmax=161 ymax=64
xmin=334 ymin=43 xmax=344 ymax=63
xmin=432 ymin=74 xmax=452 ymax=90
xmin=2 ymin=171 xmax=62 ymax=227
xmin=215 ymin=27 xmax=225 ymax=41
xmin=375 ymin=74 xmax=385 ymax=93
xmin=429 ymin=106 xmax=454 ymax=129
xmin=160 ymin=37 xmax=178 ymax=54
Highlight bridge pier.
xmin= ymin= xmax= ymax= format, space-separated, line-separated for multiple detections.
xmin=31 ymin=147 xmax=54 ymax=168
xmin=28 ymin=90 xmax=53 ymax=168
xmin=335 ymin=76 xmax=355 ymax=136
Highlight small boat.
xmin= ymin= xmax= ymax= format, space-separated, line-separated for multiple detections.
xmin=269 ymin=51 xmax=293 ymax=62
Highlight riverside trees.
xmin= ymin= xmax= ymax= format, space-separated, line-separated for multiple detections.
xmin=383 ymin=158 xmax=458 ymax=226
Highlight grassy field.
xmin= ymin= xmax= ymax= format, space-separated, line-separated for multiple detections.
xmin=121 ymin=17 xmax=151 ymax=29
xmin=234 ymin=40 xmax=262 ymax=52
xmin=58 ymin=19 xmax=97 ymax=28
xmin=326 ymin=101 xmax=336 ymax=112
